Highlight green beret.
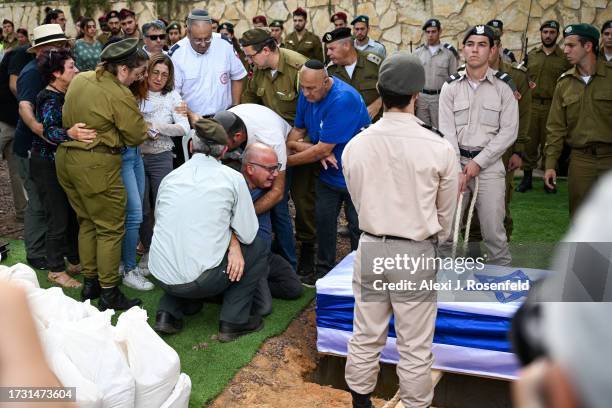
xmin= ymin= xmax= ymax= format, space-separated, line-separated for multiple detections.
xmin=166 ymin=21 xmax=180 ymax=32
xmin=100 ymin=38 xmax=139 ymax=62
xmin=351 ymin=15 xmax=369 ymax=25
xmin=239 ymin=28 xmax=271 ymax=47
xmin=378 ymin=51 xmax=424 ymax=95
xmin=540 ymin=20 xmax=559 ymax=31
xmin=269 ymin=20 xmax=284 ymax=28
xmin=322 ymin=27 xmax=352 ymax=44
xmin=194 ymin=118 xmax=229 ymax=145
xmin=563 ymin=23 xmax=600 ymax=43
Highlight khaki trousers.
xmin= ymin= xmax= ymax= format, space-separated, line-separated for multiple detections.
xmin=568 ymin=150 xmax=612 ymax=217
xmin=415 ymin=93 xmax=440 ymax=129
xmin=0 ymin=121 xmax=26 ymax=217
xmin=524 ymin=101 xmax=551 ymax=171
xmin=345 ymin=234 xmax=438 ymax=408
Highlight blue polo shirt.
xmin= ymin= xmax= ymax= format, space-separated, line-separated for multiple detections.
xmin=295 ymin=77 xmax=370 ymax=189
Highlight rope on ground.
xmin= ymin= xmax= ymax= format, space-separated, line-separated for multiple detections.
xmin=381 ymin=390 xmax=401 ymax=408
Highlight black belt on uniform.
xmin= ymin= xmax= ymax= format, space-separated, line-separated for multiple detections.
xmin=364 ymin=232 xmax=414 ymax=241
xmin=421 ymin=89 xmax=441 ymax=95
xmin=572 ymin=144 xmax=612 ymax=156
xmin=82 ymin=145 xmax=125 ymax=155
xmin=459 ymin=148 xmax=482 ymax=158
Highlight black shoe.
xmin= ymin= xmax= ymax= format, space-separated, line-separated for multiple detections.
xmin=27 ymin=257 xmax=48 ymax=270
xmin=218 ymin=315 xmax=264 ymax=342
xmin=98 ymin=286 xmax=142 ymax=311
xmin=515 ymin=170 xmax=533 ymax=193
xmin=297 ymin=243 xmax=315 ymax=276
xmin=81 ymin=277 xmax=102 ymax=301
xmin=154 ymin=311 xmax=184 ymax=335
xmin=350 ymin=390 xmax=373 ymax=408
xmin=299 ymin=272 xmax=319 ymax=288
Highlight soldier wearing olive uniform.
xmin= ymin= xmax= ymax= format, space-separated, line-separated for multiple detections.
xmin=57 ymin=38 xmax=149 ymax=310
xmin=516 ymin=20 xmax=571 ymax=193
xmin=284 ymin=7 xmax=324 ymax=62
xmin=544 ymin=24 xmax=612 ymax=216
xmin=487 ymin=19 xmax=517 ymax=64
xmin=240 ymin=29 xmax=318 ymax=276
xmin=323 ymin=27 xmax=382 ymax=122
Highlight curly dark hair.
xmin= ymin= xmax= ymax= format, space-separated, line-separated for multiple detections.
xmin=36 ymin=48 xmax=74 ymax=85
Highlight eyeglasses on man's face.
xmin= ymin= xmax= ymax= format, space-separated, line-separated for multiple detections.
xmin=248 ymin=162 xmax=281 ymax=173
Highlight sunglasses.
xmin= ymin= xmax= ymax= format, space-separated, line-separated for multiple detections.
xmin=147 ymin=34 xmax=166 ymax=41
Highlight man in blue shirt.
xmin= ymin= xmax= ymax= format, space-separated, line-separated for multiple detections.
xmin=287 ymin=59 xmax=370 ymax=286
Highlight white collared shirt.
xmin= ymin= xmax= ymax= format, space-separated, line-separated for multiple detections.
xmin=149 ymin=153 xmax=258 ymax=285
xmin=171 ymin=34 xmax=247 ymax=116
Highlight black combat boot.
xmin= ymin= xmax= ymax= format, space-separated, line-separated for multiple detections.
xmin=81 ymin=277 xmax=102 ymax=301
xmin=350 ymin=390 xmax=373 ymax=408
xmin=98 ymin=286 xmax=142 ymax=311
xmin=297 ymin=242 xmax=315 ymax=276
xmin=515 ymin=170 xmax=533 ymax=192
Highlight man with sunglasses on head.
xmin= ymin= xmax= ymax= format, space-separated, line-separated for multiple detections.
xmin=169 ymin=9 xmax=246 ymax=118
xmin=142 ymin=20 xmax=167 ymax=57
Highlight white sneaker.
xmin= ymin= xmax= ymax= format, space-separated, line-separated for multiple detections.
xmin=138 ymin=253 xmax=150 ymax=277
xmin=123 ymin=267 xmax=154 ymax=291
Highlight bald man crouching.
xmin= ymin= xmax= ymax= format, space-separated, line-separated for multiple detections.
xmin=242 ymin=143 xmax=303 ymax=314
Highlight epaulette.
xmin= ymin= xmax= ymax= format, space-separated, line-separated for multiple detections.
xmin=457 ymin=63 xmax=466 ymax=74
xmin=495 ymin=70 xmax=518 ymax=92
xmin=366 ymin=53 xmax=382 ymax=65
xmin=511 ymin=61 xmax=528 ymax=72
xmin=168 ymin=43 xmax=180 ymax=57
xmin=443 ymin=43 xmax=459 ymax=58
xmin=446 ymin=72 xmax=463 ymax=83
xmin=420 ymin=123 xmax=444 ymax=138
xmin=503 ymin=48 xmax=517 ymax=63
xmin=558 ymin=70 xmax=573 ymax=81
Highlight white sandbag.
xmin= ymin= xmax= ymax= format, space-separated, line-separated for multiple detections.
xmin=50 ymin=311 xmax=136 ymax=408
xmin=115 ymin=307 xmax=181 ymax=408
xmin=41 ymin=330 xmax=103 ymax=408
xmin=28 ymin=287 xmax=99 ymax=328
xmin=160 ymin=373 xmax=192 ymax=408
xmin=0 ymin=263 xmax=40 ymax=290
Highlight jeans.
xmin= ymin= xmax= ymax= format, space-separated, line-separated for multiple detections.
xmin=140 ymin=151 xmax=174 ymax=250
xmin=15 ymin=155 xmax=47 ymax=260
xmin=30 ymin=156 xmax=79 ymax=271
xmin=120 ymin=147 xmax=145 ymax=270
xmin=270 ymin=185 xmax=297 ymax=270
xmin=315 ymin=180 xmax=360 ymax=277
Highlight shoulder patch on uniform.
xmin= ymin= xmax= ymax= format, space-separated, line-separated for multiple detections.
xmin=168 ymin=43 xmax=180 ymax=57
xmin=420 ymin=123 xmax=444 ymax=138
xmin=443 ymin=43 xmax=459 ymax=58
xmin=495 ymin=70 xmax=518 ymax=92
xmin=446 ymin=72 xmax=463 ymax=83
xmin=366 ymin=53 xmax=382 ymax=65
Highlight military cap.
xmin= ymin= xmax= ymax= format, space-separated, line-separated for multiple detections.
xmin=194 ymin=118 xmax=229 ymax=145
xmin=463 ymin=24 xmax=495 ymax=45
xmin=322 ymin=27 xmax=352 ymax=44
xmin=100 ymin=37 xmax=139 ymax=62
xmin=487 ymin=19 xmax=503 ymax=29
xmin=219 ymin=22 xmax=235 ymax=32
xmin=540 ymin=20 xmax=559 ymax=31
xmin=351 ymin=15 xmax=369 ymax=25
xmin=252 ymin=15 xmax=268 ymax=26
xmin=240 ymin=28 xmax=271 ymax=46
xmin=188 ymin=9 xmax=212 ymax=23
xmin=422 ymin=19 xmax=441 ymax=30
xmin=118 ymin=8 xmax=135 ymax=20
xmin=563 ymin=23 xmax=600 ymax=43
xmin=269 ymin=20 xmax=284 ymax=28
xmin=330 ymin=12 xmax=348 ymax=23
xmin=378 ymin=51 xmax=424 ymax=95
xmin=293 ymin=7 xmax=307 ymax=18
xmin=166 ymin=21 xmax=181 ymax=33
xmin=106 ymin=10 xmax=120 ymax=20
xmin=602 ymin=20 xmax=612 ymax=33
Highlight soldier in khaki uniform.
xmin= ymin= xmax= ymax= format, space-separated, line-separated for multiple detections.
xmin=516 ymin=20 xmax=571 ymax=193
xmin=323 ymin=27 xmax=382 ymax=121
xmin=599 ymin=20 xmax=612 ymax=62
xmin=97 ymin=10 xmax=121 ymax=45
xmin=239 ymin=29 xmax=318 ymax=276
xmin=413 ymin=18 xmax=458 ymax=128
xmin=284 ymin=7 xmax=324 ymax=62
xmin=439 ymin=25 xmax=518 ymax=266
xmin=269 ymin=20 xmax=285 ymax=48
xmin=57 ymin=38 xmax=148 ymax=310
xmin=544 ymin=24 xmax=612 ymax=216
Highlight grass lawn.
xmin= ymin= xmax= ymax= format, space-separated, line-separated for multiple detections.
xmin=0 ymin=177 xmax=568 ymax=406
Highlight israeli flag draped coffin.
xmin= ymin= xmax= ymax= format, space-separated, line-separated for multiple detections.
xmin=315 ymin=252 xmax=550 ymax=380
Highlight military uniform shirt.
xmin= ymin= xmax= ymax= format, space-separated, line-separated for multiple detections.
xmin=284 ymin=30 xmax=324 ymax=62
xmin=500 ymin=60 xmax=531 ymax=154
xmin=354 ymin=38 xmax=386 ymax=59
xmin=527 ymin=45 xmax=572 ymax=100
xmin=326 ymin=51 xmax=381 ymax=110
xmin=242 ymin=48 xmax=307 ymax=124
xmin=439 ymin=67 xmax=519 ymax=172
xmin=544 ymin=60 xmax=612 ymax=170
xmin=413 ymin=43 xmax=458 ymax=91
xmin=170 ymin=34 xmax=247 ymax=116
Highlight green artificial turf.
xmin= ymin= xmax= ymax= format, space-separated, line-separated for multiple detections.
xmin=0 ymin=177 xmax=568 ymax=406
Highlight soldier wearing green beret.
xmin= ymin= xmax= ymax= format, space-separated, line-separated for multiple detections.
xmin=166 ymin=21 xmax=182 ymax=48
xmin=284 ymin=7 xmax=324 ymax=62
xmin=56 ymin=38 xmax=149 ymax=310
xmin=239 ymin=28 xmax=318 ymax=277
xmin=323 ymin=27 xmax=382 ymax=121
xmin=269 ymin=20 xmax=285 ymax=47
xmin=351 ymin=15 xmax=386 ymax=59
xmin=516 ymin=20 xmax=572 ymax=193
xmin=544 ymin=23 xmax=612 ymax=216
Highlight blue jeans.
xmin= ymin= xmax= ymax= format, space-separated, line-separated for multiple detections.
xmin=121 ymin=146 xmax=145 ymax=270
xmin=270 ymin=185 xmax=297 ymax=270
